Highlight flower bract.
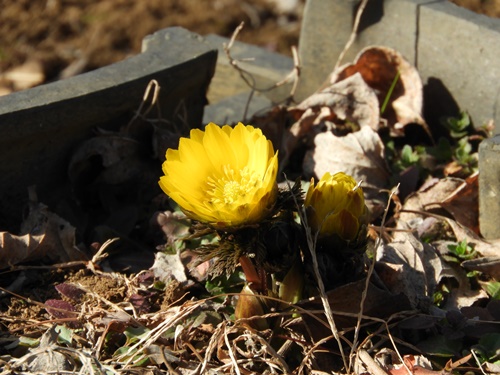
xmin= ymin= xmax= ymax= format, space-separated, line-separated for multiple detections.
xmin=305 ymin=172 xmax=365 ymax=241
xmin=159 ymin=122 xmax=278 ymax=228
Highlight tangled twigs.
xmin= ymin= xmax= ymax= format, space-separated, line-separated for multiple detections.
xmin=224 ymin=21 xmax=301 ymax=119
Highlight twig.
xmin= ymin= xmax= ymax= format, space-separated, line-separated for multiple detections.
xmin=224 ymin=324 xmax=242 ymax=375
xmin=334 ymin=0 xmax=370 ymax=71
xmin=223 ymin=22 xmax=301 ymax=119
xmin=471 ymin=349 xmax=488 ymax=375
xmin=357 ymin=349 xmax=389 ymax=375
xmin=349 ymin=184 xmax=400 ymax=371
xmin=285 ymin=179 xmax=349 ymax=372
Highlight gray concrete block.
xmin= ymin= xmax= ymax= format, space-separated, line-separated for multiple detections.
xmin=295 ymin=0 xmax=356 ymax=101
xmin=479 ymin=135 xmax=500 ymax=239
xmin=203 ymin=91 xmax=273 ymax=126
xmin=204 ymin=34 xmax=294 ymax=105
xmin=418 ymin=2 xmax=500 ymax=129
xmin=0 ymin=27 xmax=217 ymax=229
xmin=296 ymin=0 xmax=500 ymax=132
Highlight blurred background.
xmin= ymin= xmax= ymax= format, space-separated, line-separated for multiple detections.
xmin=0 ymin=0 xmax=498 ymax=95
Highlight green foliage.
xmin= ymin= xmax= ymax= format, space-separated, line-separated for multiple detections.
xmin=381 ymin=70 xmax=400 ymax=115
xmin=441 ymin=111 xmax=471 ymax=139
xmin=205 ymin=271 xmax=245 ymax=299
xmin=482 ymin=281 xmax=500 ymax=300
xmin=447 ymin=239 xmax=477 ymax=261
xmin=453 ymin=137 xmax=478 ymax=173
xmin=472 ymin=333 xmax=500 ymax=364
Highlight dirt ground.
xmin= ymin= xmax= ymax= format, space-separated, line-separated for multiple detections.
xmin=0 ymin=0 xmax=498 ymax=94
xmin=0 ymin=0 xmax=302 ymax=93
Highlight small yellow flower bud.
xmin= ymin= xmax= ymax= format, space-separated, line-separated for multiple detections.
xmin=305 ymin=172 xmax=365 ymax=241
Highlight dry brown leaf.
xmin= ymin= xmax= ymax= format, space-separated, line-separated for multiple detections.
xmin=331 ymin=46 xmax=426 ymax=135
xmin=462 ymin=257 xmax=500 ymax=281
xmin=298 ymin=278 xmax=412 ymax=334
xmin=0 ymin=203 xmax=84 ymax=269
xmin=303 ymin=126 xmax=389 ymax=187
xmin=302 ymin=126 xmax=390 ymax=218
xmin=151 ymin=251 xmax=188 ymax=285
xmin=397 ymin=177 xmax=467 ymax=233
xmin=293 ymin=73 xmax=380 ymax=131
xmin=439 ymin=172 xmax=479 ymax=234
xmin=375 ymin=231 xmax=445 ymax=309
xmin=279 ymin=73 xmax=380 ymax=169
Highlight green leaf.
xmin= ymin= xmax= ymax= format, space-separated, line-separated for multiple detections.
xmin=124 ymin=326 xmax=150 ymax=345
xmin=482 ymin=281 xmax=500 ymax=300
xmin=417 ymin=334 xmax=462 ymax=357
xmin=55 ymin=325 xmax=73 ymax=345
xmin=475 ymin=333 xmax=500 ymax=361
xmin=441 ymin=111 xmax=471 ymax=138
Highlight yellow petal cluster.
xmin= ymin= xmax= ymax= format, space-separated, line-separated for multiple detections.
xmin=159 ymin=122 xmax=278 ymax=228
xmin=305 ymin=172 xmax=365 ymax=241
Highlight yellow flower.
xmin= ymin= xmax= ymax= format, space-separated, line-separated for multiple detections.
xmin=305 ymin=172 xmax=365 ymax=241
xmin=159 ymin=122 xmax=279 ymax=228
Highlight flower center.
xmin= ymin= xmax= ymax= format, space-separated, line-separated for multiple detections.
xmin=207 ymin=165 xmax=260 ymax=205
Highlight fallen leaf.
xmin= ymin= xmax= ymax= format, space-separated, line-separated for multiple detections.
xmin=45 ymin=299 xmax=78 ymax=320
xmin=375 ymin=231 xmax=444 ymax=309
xmin=396 ymin=177 xmax=465 ymax=233
xmin=331 ymin=46 xmax=426 ymax=136
xmin=151 ymin=251 xmax=188 ymax=285
xmin=0 ymin=203 xmax=85 ymax=269
xmin=439 ymin=172 xmax=479 ymax=234
xmin=293 ymin=73 xmax=380 ymax=131
xmin=298 ymin=278 xmax=412 ymax=333
xmin=280 ymin=73 xmax=380 ymax=169
xmin=462 ymin=257 xmax=500 ymax=281
xmin=55 ymin=283 xmax=85 ymax=302
xmin=302 ymin=126 xmax=390 ymax=217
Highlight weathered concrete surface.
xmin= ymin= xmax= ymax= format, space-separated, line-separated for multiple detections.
xmin=203 ymin=91 xmax=273 ymax=126
xmin=296 ymin=0 xmax=500 ymax=132
xmin=479 ymin=135 xmax=500 ymax=239
xmin=0 ymin=27 xmax=217 ymax=230
xmin=204 ymin=34 xmax=294 ymax=106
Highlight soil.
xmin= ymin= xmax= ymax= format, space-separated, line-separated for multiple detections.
xmin=0 ymin=0 xmax=498 ymax=94
xmin=0 ymin=0 xmax=302 ymax=93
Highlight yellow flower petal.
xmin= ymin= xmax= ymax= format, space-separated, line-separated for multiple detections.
xmin=159 ymin=123 xmax=278 ymax=228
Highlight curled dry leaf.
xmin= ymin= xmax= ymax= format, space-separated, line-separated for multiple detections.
xmin=439 ymin=172 xmax=479 ymax=234
xmin=375 ymin=231 xmax=445 ymax=309
xmin=292 ymin=72 xmax=380 ymax=131
xmin=280 ymin=73 xmax=380 ymax=168
xmin=302 ymin=126 xmax=390 ymax=217
xmin=397 ymin=176 xmax=478 ymax=234
xmin=331 ymin=46 xmax=426 ymax=135
xmin=0 ymin=203 xmax=84 ymax=269
xmin=151 ymin=251 xmax=188 ymax=285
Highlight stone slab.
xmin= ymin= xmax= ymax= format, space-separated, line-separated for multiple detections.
xmin=204 ymin=34 xmax=294 ymax=106
xmin=203 ymin=91 xmax=273 ymax=126
xmin=479 ymin=135 xmax=500 ymax=239
xmin=296 ymin=0 xmax=500 ymax=132
xmin=0 ymin=27 xmax=217 ymax=230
